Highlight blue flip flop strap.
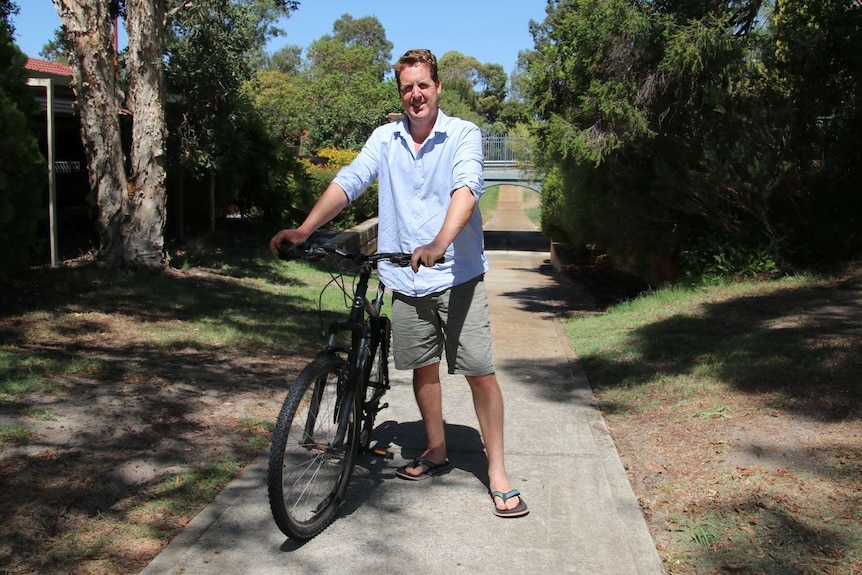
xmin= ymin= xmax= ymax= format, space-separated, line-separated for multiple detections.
xmin=491 ymin=489 xmax=521 ymax=502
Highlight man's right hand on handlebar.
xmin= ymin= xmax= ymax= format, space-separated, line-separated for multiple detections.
xmin=269 ymin=229 xmax=310 ymax=257
xmin=411 ymin=241 xmax=447 ymax=273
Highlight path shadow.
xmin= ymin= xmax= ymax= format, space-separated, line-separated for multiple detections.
xmin=484 ymin=231 xmax=549 ymax=252
xmin=332 ymin=419 xmax=489 ymax=521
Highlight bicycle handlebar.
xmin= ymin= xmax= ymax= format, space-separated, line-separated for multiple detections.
xmin=277 ymin=240 xmax=444 ymax=267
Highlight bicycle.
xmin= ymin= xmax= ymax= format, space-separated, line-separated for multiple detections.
xmin=267 ymin=239 xmax=440 ymax=540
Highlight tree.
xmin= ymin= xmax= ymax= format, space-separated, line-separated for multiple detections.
xmin=299 ymin=15 xmax=400 ymax=151
xmin=770 ymin=0 xmax=862 ymax=262
xmin=0 ymin=0 xmax=45 ymax=280
xmin=165 ymin=0 xmax=300 ymax=230
xmin=245 ymin=68 xmax=308 ymax=149
xmin=39 ymin=28 xmax=70 ymax=64
xmin=53 ymin=0 xmax=169 ymax=268
xmin=266 ymin=43 xmax=302 ymax=74
xmin=524 ymin=0 xmax=794 ymax=279
xmin=437 ymin=51 xmax=509 ymax=131
xmin=330 ymin=13 xmax=392 ymax=79
xmin=51 ymin=0 xmax=298 ymax=269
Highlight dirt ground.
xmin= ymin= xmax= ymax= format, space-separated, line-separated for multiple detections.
xmin=557 ymin=259 xmax=862 ymax=573
xmin=0 ymin=263 xmax=305 ymax=574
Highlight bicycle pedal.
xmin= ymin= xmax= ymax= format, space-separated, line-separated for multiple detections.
xmin=371 ymin=448 xmax=394 ymax=459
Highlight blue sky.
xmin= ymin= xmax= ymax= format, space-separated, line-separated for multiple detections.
xmin=11 ymin=1 xmax=548 ymax=77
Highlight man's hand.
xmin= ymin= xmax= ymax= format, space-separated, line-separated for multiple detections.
xmin=269 ymin=229 xmax=310 ymax=256
xmin=411 ymin=242 xmax=446 ymax=272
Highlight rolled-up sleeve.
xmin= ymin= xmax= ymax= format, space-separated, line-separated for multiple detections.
xmin=451 ymin=123 xmax=484 ymax=201
xmin=333 ymin=131 xmax=383 ymax=203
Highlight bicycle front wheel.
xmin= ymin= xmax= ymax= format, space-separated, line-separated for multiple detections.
xmin=268 ymin=352 xmax=357 ymax=540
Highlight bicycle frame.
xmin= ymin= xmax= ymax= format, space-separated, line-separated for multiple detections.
xmin=322 ymin=260 xmax=384 ymax=451
xmin=277 ymin=241 xmax=438 ymax=454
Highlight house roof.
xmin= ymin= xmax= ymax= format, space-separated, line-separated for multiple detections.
xmin=26 ymin=58 xmax=76 ymax=114
xmin=25 ymin=56 xmax=135 ymax=116
xmin=25 ymin=57 xmax=73 ymax=77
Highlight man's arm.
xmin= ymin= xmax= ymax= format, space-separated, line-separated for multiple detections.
xmin=269 ymin=183 xmax=350 ymax=255
xmin=411 ymin=185 xmax=476 ymax=271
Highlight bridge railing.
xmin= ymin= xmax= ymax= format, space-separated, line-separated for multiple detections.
xmin=483 ymin=135 xmax=520 ymax=164
xmin=484 ymin=159 xmax=518 ymax=169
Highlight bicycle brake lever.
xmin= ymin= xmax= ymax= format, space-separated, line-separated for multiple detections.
xmin=278 ymin=241 xmax=328 ymax=262
xmin=388 ymin=254 xmax=412 ymax=267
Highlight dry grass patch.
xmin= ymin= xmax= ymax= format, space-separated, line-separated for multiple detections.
xmin=563 ymin=265 xmax=862 ymax=574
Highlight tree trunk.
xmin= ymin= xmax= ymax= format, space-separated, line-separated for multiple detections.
xmin=125 ymin=0 xmax=168 ymax=267
xmin=53 ymin=0 xmax=168 ymax=269
xmin=53 ymin=0 xmax=127 ymax=265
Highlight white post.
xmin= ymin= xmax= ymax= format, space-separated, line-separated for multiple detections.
xmin=27 ymin=78 xmax=59 ymax=267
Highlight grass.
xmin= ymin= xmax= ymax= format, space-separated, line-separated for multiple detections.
xmin=144 ymin=456 xmax=244 ymax=517
xmin=523 ymin=188 xmax=541 ymax=227
xmin=479 ymin=185 xmax=500 ymax=223
xmin=0 ymin=230 xmax=363 ymax=574
xmin=0 ymin=425 xmax=34 ymax=444
xmin=562 ymin=272 xmax=862 ymax=574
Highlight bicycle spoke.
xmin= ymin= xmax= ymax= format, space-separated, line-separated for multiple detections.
xmin=268 ymin=353 xmax=357 ymax=539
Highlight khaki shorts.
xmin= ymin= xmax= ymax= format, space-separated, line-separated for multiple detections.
xmin=391 ymin=275 xmax=495 ymax=376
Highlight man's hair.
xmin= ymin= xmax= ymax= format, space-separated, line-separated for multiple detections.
xmin=393 ymin=49 xmax=439 ymax=88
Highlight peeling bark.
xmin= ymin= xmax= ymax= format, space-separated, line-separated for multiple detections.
xmin=53 ymin=0 xmax=168 ymax=269
xmin=124 ymin=0 xmax=168 ymax=268
xmin=54 ymin=0 xmax=126 ymax=265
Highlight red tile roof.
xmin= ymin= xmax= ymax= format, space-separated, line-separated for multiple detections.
xmin=25 ymin=57 xmax=72 ymax=77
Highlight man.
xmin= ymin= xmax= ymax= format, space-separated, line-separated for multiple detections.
xmin=269 ymin=49 xmax=527 ymax=518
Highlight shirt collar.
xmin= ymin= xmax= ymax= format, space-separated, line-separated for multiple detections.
xmin=394 ymin=108 xmax=450 ymax=141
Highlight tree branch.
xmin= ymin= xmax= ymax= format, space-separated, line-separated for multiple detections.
xmin=166 ymin=0 xmax=198 ymax=20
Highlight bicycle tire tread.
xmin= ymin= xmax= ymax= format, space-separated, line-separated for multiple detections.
xmin=267 ymin=352 xmax=354 ymax=540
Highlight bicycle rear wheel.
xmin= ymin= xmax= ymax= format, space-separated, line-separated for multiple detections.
xmin=268 ymin=352 xmax=357 ymax=540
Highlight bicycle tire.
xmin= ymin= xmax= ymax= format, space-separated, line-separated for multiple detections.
xmin=359 ymin=317 xmax=391 ymax=451
xmin=267 ymin=352 xmax=358 ymax=540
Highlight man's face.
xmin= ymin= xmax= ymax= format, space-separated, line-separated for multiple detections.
xmin=398 ymin=63 xmax=441 ymax=125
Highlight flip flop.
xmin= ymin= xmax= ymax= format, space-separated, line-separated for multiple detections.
xmin=395 ymin=457 xmax=452 ymax=481
xmin=490 ymin=489 xmax=529 ymax=518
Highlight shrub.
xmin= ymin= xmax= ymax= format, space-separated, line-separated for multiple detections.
xmin=0 ymin=14 xmax=45 ymax=281
xmin=679 ymin=235 xmax=782 ymax=284
xmin=299 ymin=147 xmax=378 ymax=230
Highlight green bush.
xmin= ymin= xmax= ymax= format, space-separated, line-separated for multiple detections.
xmin=298 ymin=150 xmax=378 ymax=231
xmin=679 ymin=235 xmax=782 ymax=284
xmin=539 ymin=166 xmax=574 ymax=246
xmin=0 ymin=11 xmax=45 ymax=281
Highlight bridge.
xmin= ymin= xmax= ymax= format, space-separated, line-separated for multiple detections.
xmin=482 ymin=136 xmax=542 ymax=193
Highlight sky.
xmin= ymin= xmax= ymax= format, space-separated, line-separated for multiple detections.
xmin=11 ymin=1 xmax=549 ymax=77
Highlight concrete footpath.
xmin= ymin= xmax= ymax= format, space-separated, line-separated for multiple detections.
xmin=140 ymin=248 xmax=665 ymax=575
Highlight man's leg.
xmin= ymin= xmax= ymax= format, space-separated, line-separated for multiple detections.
xmin=401 ymin=362 xmax=448 ymax=477
xmin=466 ymin=372 xmax=522 ymax=512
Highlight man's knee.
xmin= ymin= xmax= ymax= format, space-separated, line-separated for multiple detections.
xmin=466 ymin=372 xmax=499 ymax=392
xmin=413 ymin=362 xmax=441 ymax=386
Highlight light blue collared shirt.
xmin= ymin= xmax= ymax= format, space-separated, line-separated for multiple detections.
xmin=332 ymin=110 xmax=488 ymax=297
